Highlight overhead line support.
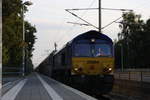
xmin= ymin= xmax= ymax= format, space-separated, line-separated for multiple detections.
xmin=65 ymin=8 xmax=133 ymax=11
xmin=101 ymin=17 xmax=122 ymax=29
xmin=99 ymin=0 xmax=101 ymax=32
xmin=65 ymin=9 xmax=99 ymax=30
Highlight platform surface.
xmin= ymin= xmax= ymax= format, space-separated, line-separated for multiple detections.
xmin=1 ymin=73 xmax=97 ymax=100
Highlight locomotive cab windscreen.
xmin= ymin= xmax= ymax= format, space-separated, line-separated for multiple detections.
xmin=73 ymin=39 xmax=113 ymax=57
xmin=71 ymin=33 xmax=114 ymax=75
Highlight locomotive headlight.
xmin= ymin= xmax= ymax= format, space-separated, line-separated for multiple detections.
xmin=91 ymin=38 xmax=95 ymax=42
xmin=74 ymin=68 xmax=79 ymax=71
xmin=108 ymin=68 xmax=112 ymax=71
xmin=103 ymin=67 xmax=112 ymax=73
xmin=74 ymin=67 xmax=82 ymax=72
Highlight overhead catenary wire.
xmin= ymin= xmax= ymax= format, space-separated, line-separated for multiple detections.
xmin=63 ymin=0 xmax=96 ymax=35
xmin=56 ymin=24 xmax=76 ymax=45
xmin=65 ymin=10 xmax=124 ymax=30
xmin=57 ymin=0 xmax=147 ymax=46
xmin=67 ymin=22 xmax=90 ymax=26
xmin=55 ymin=18 xmax=77 ymax=47
xmin=66 ymin=8 xmax=133 ymax=11
xmin=64 ymin=0 xmax=96 ymax=33
xmin=65 ymin=9 xmax=99 ymax=30
xmin=66 ymin=6 xmax=133 ymax=30
xmin=54 ymin=0 xmax=81 ymax=46
xmin=66 ymin=7 xmax=132 ymax=30
xmin=56 ymin=0 xmax=134 ymax=49
xmin=76 ymin=0 xmax=96 ymax=21
xmin=56 ymin=0 xmax=96 ymax=46
xmin=65 ymin=0 xmax=96 ymax=32
xmin=101 ymin=16 xmax=122 ymax=30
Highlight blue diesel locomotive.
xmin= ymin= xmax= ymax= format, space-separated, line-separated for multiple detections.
xmin=37 ymin=30 xmax=114 ymax=94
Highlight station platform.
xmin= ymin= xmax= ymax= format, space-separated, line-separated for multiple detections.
xmin=1 ymin=73 xmax=97 ymax=100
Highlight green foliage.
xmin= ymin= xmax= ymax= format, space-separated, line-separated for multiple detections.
xmin=115 ymin=11 xmax=150 ymax=68
xmin=25 ymin=21 xmax=37 ymax=57
xmin=3 ymin=0 xmax=23 ymax=17
xmin=3 ymin=0 xmax=36 ymax=72
xmin=2 ymin=46 xmax=9 ymax=65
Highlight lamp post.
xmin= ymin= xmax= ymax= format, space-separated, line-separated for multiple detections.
xmin=119 ymin=43 xmax=124 ymax=72
xmin=22 ymin=1 xmax=33 ymax=76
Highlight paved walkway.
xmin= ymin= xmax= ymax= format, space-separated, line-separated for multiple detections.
xmin=1 ymin=73 xmax=97 ymax=100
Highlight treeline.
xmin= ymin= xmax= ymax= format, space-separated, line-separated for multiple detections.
xmin=115 ymin=12 xmax=150 ymax=69
xmin=2 ymin=0 xmax=36 ymax=74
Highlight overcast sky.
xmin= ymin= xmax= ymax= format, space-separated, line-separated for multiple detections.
xmin=24 ymin=0 xmax=150 ymax=67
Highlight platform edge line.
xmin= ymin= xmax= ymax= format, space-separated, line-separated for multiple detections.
xmin=2 ymin=79 xmax=27 ymax=100
xmin=36 ymin=73 xmax=63 ymax=100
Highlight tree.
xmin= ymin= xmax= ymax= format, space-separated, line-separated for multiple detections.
xmin=115 ymin=11 xmax=150 ymax=69
xmin=2 ymin=0 xmax=36 ymax=74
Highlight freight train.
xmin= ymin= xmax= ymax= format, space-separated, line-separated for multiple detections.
xmin=36 ymin=30 xmax=114 ymax=94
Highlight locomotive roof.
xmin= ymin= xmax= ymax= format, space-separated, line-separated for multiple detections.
xmin=54 ymin=30 xmax=113 ymax=55
xmin=71 ymin=30 xmax=113 ymax=43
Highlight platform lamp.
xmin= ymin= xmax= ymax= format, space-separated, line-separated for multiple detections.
xmin=119 ymin=43 xmax=124 ymax=72
xmin=22 ymin=1 xmax=33 ymax=76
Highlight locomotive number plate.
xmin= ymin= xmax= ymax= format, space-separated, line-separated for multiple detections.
xmin=87 ymin=60 xmax=99 ymax=64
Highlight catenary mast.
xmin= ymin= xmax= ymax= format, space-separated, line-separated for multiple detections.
xmin=99 ymin=0 xmax=101 ymax=33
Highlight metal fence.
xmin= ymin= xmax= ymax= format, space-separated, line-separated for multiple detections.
xmin=114 ymin=69 xmax=150 ymax=83
xmin=2 ymin=67 xmax=24 ymax=85
xmin=2 ymin=67 xmax=23 ymax=76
